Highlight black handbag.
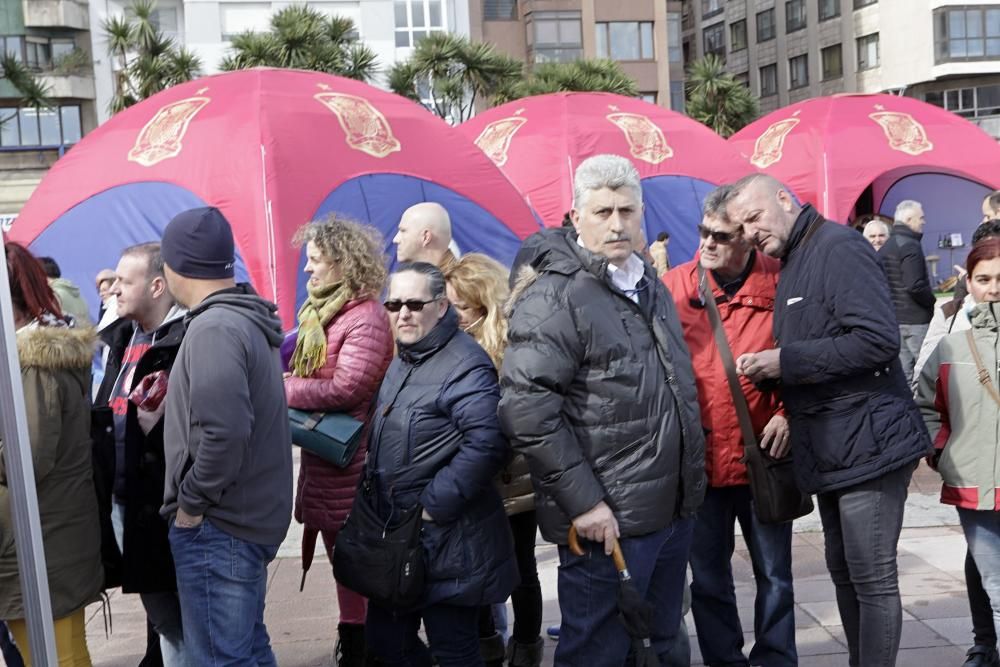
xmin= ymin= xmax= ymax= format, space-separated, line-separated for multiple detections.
xmin=699 ymin=266 xmax=814 ymax=525
xmin=332 ymin=482 xmax=425 ymax=608
xmin=289 ymin=409 xmax=364 ymax=468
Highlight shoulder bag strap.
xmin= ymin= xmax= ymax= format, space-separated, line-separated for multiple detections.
xmin=965 ymin=329 xmax=1000 ymax=408
xmin=698 ymin=265 xmax=758 ymax=451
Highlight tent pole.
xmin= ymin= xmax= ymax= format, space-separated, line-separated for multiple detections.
xmin=0 ymin=250 xmax=58 ymax=665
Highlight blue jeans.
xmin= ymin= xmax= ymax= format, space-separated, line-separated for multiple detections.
xmin=366 ymin=603 xmax=481 ymax=666
xmin=690 ymin=485 xmax=797 ymax=667
xmin=817 ymin=462 xmax=914 ymax=667
xmin=555 ymin=518 xmax=694 ymax=667
xmin=959 ymin=508 xmax=1000 ymax=631
xmin=112 ymin=503 xmax=188 ymax=667
xmin=168 ymin=518 xmax=279 ymax=667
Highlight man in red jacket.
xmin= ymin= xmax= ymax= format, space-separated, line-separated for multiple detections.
xmin=662 ymin=185 xmax=797 ymax=667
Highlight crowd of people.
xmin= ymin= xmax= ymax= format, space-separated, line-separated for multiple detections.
xmin=0 ymin=153 xmax=998 ymax=667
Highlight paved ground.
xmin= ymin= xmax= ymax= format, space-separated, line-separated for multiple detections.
xmin=4 ymin=464 xmax=976 ymax=666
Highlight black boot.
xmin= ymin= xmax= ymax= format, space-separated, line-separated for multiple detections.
xmin=335 ymin=623 xmax=367 ymax=667
xmin=481 ymin=632 xmax=506 ymax=667
xmin=506 ymin=637 xmax=544 ymax=667
xmin=965 ymin=645 xmax=1000 ymax=667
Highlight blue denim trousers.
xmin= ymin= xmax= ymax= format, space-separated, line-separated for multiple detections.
xmin=555 ymin=517 xmax=694 ymax=667
xmin=817 ymin=462 xmax=914 ymax=667
xmin=365 ymin=602 xmax=481 ymax=667
xmin=168 ymin=518 xmax=279 ymax=667
xmin=958 ymin=508 xmax=1000 ymax=631
xmin=689 ymin=485 xmax=797 ymax=667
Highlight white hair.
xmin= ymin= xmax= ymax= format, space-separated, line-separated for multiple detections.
xmin=863 ymin=219 xmax=890 ymax=236
xmin=572 ymin=154 xmax=642 ymax=209
xmin=894 ymin=200 xmax=923 ymax=224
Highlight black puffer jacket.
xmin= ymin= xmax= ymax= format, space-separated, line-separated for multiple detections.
xmin=776 ymin=206 xmax=932 ymax=493
xmin=499 ymin=231 xmax=705 ymax=545
xmin=369 ymin=307 xmax=517 ymax=608
xmin=878 ymin=223 xmax=936 ymax=325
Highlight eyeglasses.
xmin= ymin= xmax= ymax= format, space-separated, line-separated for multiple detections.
xmin=698 ymin=224 xmax=741 ymax=244
xmin=383 ymin=298 xmax=439 ymax=313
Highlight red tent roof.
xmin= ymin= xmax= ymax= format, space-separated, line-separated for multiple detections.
xmin=728 ymin=93 xmax=1000 ymax=222
xmin=458 ymin=92 xmax=750 ymax=227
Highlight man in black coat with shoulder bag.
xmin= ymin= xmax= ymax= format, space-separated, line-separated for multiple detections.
xmin=727 ymin=174 xmax=931 ymax=667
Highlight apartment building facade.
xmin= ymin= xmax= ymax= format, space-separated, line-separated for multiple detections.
xmin=1 ymin=0 xmax=97 ymax=217
xmin=469 ymin=0 xmax=686 ymax=110
xmin=684 ymin=0 xmax=1000 ymax=136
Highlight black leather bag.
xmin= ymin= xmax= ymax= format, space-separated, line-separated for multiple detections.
xmin=332 ymin=481 xmax=425 ymax=609
xmin=698 ymin=265 xmax=813 ymax=525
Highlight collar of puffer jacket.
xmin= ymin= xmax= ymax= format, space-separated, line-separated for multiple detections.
xmin=397 ymin=306 xmax=459 ymax=365
xmin=970 ymin=301 xmax=1000 ymax=332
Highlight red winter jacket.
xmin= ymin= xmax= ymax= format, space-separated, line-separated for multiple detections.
xmin=662 ymin=254 xmax=784 ymax=487
xmin=284 ymin=298 xmax=393 ymax=532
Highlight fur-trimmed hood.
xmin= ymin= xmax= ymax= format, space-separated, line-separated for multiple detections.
xmin=17 ymin=325 xmax=97 ymax=370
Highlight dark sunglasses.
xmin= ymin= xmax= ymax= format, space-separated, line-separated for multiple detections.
xmin=698 ymin=224 xmax=741 ymax=244
xmin=383 ymin=298 xmax=439 ymax=313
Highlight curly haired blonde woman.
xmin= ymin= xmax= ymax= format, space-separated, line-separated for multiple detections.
xmin=284 ymin=217 xmax=394 ymax=666
xmin=445 ymin=254 xmax=544 ymax=667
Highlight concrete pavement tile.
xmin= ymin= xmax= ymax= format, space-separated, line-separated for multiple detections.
xmin=898 ymin=571 xmax=968 ymax=597
xmin=924 ymin=617 xmax=975 ymax=646
xmin=789 ymin=577 xmax=837 ymax=603
xmin=896 ymin=645 xmax=968 ymax=665
xmin=799 ymin=600 xmax=842 ymax=627
xmin=796 ymin=626 xmax=846 ymax=656
xmin=796 ymin=654 xmax=853 ymax=666
xmin=825 ymin=624 xmax=847 ymax=649
xmin=897 ymin=551 xmax=948 ymax=575
xmin=902 ymin=591 xmax=972 ymax=620
xmin=791 ymin=545 xmax=833 ymax=578
xmin=899 ymin=620 xmax=951 ymax=649
xmin=271 ymin=640 xmax=334 ymax=667
xmin=266 ymin=614 xmax=337 ymax=647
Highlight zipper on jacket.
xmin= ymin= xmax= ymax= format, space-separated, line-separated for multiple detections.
xmin=596 ymin=438 xmax=645 ymax=473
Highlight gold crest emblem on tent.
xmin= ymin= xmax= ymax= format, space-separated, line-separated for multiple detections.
xmin=606 ymin=112 xmax=672 ymax=164
xmin=750 ymin=118 xmax=800 ymax=169
xmin=127 ymin=95 xmax=211 ymax=167
xmin=869 ymin=111 xmax=933 ymax=156
xmin=474 ymin=116 xmax=527 ymax=167
xmin=315 ymin=92 xmax=401 ymax=158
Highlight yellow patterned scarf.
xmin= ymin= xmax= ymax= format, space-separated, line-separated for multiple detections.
xmin=290 ymin=282 xmax=352 ymax=378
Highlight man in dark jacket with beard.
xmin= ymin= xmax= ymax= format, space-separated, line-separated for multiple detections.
xmin=727 ymin=174 xmax=931 ymax=667
xmin=879 ymin=200 xmax=936 ymax=383
xmin=159 ymin=207 xmax=292 ymax=667
xmin=499 ymin=154 xmax=705 ymax=666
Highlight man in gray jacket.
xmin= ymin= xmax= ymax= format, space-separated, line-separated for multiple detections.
xmin=159 ymin=206 xmax=293 ymax=667
xmin=499 ymin=154 xmax=705 ymax=666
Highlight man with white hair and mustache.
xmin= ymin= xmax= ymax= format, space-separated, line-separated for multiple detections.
xmin=500 ymin=154 xmax=705 ymax=665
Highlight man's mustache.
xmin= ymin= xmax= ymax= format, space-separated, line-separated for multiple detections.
xmin=604 ymin=234 xmax=631 ymax=243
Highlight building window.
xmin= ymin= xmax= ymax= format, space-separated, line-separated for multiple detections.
xmin=25 ymin=37 xmax=51 ymax=70
xmin=670 ymin=80 xmax=685 ymax=111
xmin=757 ymin=9 xmax=776 ymax=42
xmin=854 ymin=0 xmax=876 ymax=7
xmin=0 ymin=104 xmax=81 ymax=148
xmin=483 ymin=0 xmax=516 ymax=21
xmin=926 ymin=84 xmax=1000 ymax=118
xmin=934 ymin=7 xmax=1000 ymax=63
xmin=0 ymin=35 xmax=24 ymax=62
xmin=221 ymin=3 xmax=273 ymax=41
xmin=760 ymin=63 xmax=778 ymax=96
xmin=596 ymin=22 xmax=654 ymax=61
xmin=668 ymin=12 xmax=683 ymax=63
xmin=151 ymin=4 xmax=181 ymax=39
xmin=856 ymin=33 xmax=879 ymax=70
xmin=735 ymin=71 xmax=750 ymax=87
xmin=730 ymin=20 xmax=747 ymax=52
xmin=702 ymin=0 xmax=723 ymax=19
xmin=819 ymin=0 xmax=840 ymax=21
xmin=789 ymin=53 xmax=809 ymax=89
xmin=531 ymin=11 xmax=582 ymax=63
xmin=821 ymin=43 xmax=843 ymax=79
xmin=639 ymin=92 xmax=657 ymax=104
xmin=394 ymin=0 xmax=446 ymax=47
xmin=786 ymin=0 xmax=807 ymax=32
xmin=703 ymin=22 xmax=725 ymax=58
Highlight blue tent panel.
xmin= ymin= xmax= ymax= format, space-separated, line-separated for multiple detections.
xmin=641 ymin=175 xmax=717 ymax=267
xmin=27 ymin=182 xmax=250 ymax=321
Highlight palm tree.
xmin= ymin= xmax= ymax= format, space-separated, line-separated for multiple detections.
xmin=388 ymin=33 xmax=522 ymax=123
xmin=103 ymin=0 xmax=202 ymax=113
xmin=219 ymin=6 xmax=378 ymax=82
xmin=498 ymin=58 xmax=638 ymax=103
xmin=1 ymin=53 xmax=50 ymax=129
xmin=684 ymin=55 xmax=757 ymax=137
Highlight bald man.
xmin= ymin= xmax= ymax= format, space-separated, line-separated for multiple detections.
xmin=393 ymin=202 xmax=457 ymax=270
xmin=724 ymin=174 xmax=930 ymax=667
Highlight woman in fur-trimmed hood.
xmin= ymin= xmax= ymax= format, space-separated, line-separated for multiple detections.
xmin=0 ymin=243 xmax=102 ymax=664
